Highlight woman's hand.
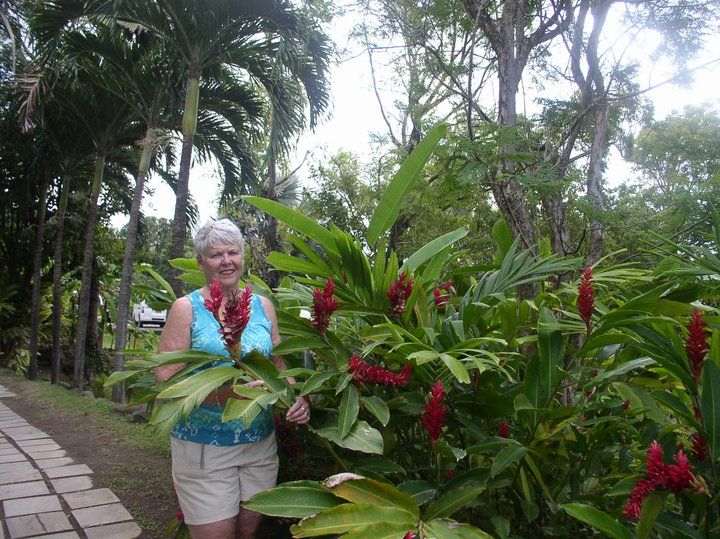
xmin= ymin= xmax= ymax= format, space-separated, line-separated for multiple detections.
xmin=286 ymin=396 xmax=310 ymax=425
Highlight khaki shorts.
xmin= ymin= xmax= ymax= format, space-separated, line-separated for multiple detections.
xmin=171 ymin=434 xmax=279 ymax=526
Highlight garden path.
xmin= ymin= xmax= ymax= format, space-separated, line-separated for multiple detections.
xmin=0 ymin=384 xmax=141 ymax=539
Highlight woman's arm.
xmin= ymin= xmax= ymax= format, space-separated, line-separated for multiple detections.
xmin=259 ymin=296 xmax=310 ymax=424
xmin=154 ymin=297 xmax=192 ymax=382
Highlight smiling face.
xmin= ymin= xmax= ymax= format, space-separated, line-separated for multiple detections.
xmin=198 ymin=242 xmax=244 ymax=291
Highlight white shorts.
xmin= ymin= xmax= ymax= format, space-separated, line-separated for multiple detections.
xmin=171 ymin=434 xmax=279 ymax=526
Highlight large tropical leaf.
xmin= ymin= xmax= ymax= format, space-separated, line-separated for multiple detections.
xmin=400 ymin=227 xmax=468 ymax=274
xmin=243 ymin=480 xmax=343 ymax=518
xmin=322 ymin=474 xmax=419 ymax=517
xmin=701 ymin=360 xmax=720 ymax=461
xmin=423 ymin=484 xmax=486 ymax=520
xmin=315 ymin=421 xmax=384 ymax=454
xmin=367 ymin=123 xmax=448 ymax=246
xmin=561 ymin=503 xmax=632 ymax=539
xmin=291 ymin=503 xmax=416 ymax=537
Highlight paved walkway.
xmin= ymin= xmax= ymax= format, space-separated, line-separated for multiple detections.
xmin=0 ymin=384 xmax=141 ymax=538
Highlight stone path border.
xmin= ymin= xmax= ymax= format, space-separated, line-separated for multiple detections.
xmin=0 ymin=384 xmax=141 ymax=538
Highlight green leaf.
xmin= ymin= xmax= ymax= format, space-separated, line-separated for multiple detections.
xmin=240 ymin=351 xmax=293 ymax=400
xmin=524 ymin=308 xmax=563 ymax=412
xmin=398 ymin=480 xmax=437 ymax=505
xmin=322 ymin=475 xmax=419 ymax=518
xmin=492 ymin=219 xmax=513 ymax=265
xmin=490 ymin=445 xmax=528 ymax=478
xmin=561 ymin=503 xmax=632 ymax=539
xmin=360 ymin=396 xmax=390 ymax=426
xmin=291 ymin=503 xmax=416 ymax=537
xmin=353 ymin=457 xmax=405 ymax=476
xmin=301 ymin=371 xmax=336 ymax=396
xmin=168 ymin=258 xmax=199 ymax=271
xmin=367 ymin=123 xmax=448 ymax=246
xmin=400 ymin=228 xmax=468 ymax=274
xmin=156 ymin=366 xmax=240 ymax=400
xmin=242 ymin=481 xmax=343 ymax=518
xmin=701 ymin=361 xmax=720 ymax=461
xmin=272 ymin=336 xmax=328 ymax=356
xmin=440 ymin=354 xmax=470 ymax=384
xmin=423 ymin=484 xmax=485 ymax=520
xmin=636 ymin=492 xmax=667 ymax=539
xmin=422 ymin=518 xmax=494 ymax=538
xmin=315 ymin=421 xmax=384 ymax=454
xmin=339 ymin=385 xmax=360 ymax=439
xmin=105 ymin=370 xmax=141 ymax=386
xmin=222 ymin=389 xmax=282 ymax=427
xmin=242 ymin=196 xmax=337 ymax=255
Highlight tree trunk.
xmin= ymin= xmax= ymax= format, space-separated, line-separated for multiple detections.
xmin=585 ymin=101 xmax=610 ymax=266
xmin=86 ymin=257 xmax=101 ymax=382
xmin=112 ymin=132 xmax=155 ymax=403
xmin=170 ymin=70 xmax=201 ymax=296
xmin=52 ymin=176 xmax=70 ymax=385
xmin=542 ymin=192 xmax=573 ymax=287
xmin=28 ymin=176 xmax=50 ymax=380
xmin=74 ymin=152 xmax=106 ymax=391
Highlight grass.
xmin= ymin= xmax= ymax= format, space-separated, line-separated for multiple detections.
xmin=0 ymin=368 xmax=170 ymax=457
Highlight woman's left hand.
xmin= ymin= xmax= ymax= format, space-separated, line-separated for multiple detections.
xmin=286 ymin=396 xmax=311 ymax=425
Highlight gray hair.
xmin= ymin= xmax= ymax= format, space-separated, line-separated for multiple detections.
xmin=194 ymin=219 xmax=245 ymax=261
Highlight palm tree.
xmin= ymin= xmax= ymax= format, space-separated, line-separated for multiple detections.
xmin=46 ymin=53 xmax=141 ymax=390
xmin=107 ymin=0 xmax=332 ymax=293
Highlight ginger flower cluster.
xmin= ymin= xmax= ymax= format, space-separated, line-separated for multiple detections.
xmin=388 ymin=272 xmax=414 ymax=317
xmin=685 ymin=309 xmax=708 ymax=381
xmin=204 ymin=279 xmax=252 ymax=358
xmin=348 ymin=354 xmax=411 ymax=387
xmin=311 ymin=278 xmax=339 ymax=333
xmin=421 ymin=380 xmax=447 ymax=445
xmin=433 ymin=280 xmax=453 ymax=308
xmin=577 ymin=267 xmax=594 ymax=333
xmin=622 ymin=441 xmax=696 ymax=521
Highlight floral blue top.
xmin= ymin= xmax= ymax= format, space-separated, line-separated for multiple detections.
xmin=170 ymin=289 xmax=275 ymax=446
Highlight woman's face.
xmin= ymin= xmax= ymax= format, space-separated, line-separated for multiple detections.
xmin=198 ymin=242 xmax=243 ymax=290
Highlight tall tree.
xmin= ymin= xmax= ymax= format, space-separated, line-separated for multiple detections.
xmin=101 ymin=0 xmax=332 ymax=294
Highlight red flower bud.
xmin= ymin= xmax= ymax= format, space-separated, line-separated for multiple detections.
xmin=204 ymin=279 xmax=223 ymax=319
xmin=421 ymin=380 xmax=446 ymax=445
xmin=348 ymin=354 xmax=412 ymax=387
xmin=311 ymin=278 xmax=339 ymax=333
xmin=685 ymin=309 xmax=708 ymax=382
xmin=219 ymin=285 xmax=253 ymax=353
xmin=498 ymin=420 xmax=510 ymax=438
xmin=388 ymin=273 xmax=414 ymax=317
xmin=623 ymin=441 xmax=696 ymax=521
xmin=577 ymin=267 xmax=594 ymax=334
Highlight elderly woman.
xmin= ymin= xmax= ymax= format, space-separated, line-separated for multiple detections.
xmin=155 ymin=219 xmax=309 ymax=538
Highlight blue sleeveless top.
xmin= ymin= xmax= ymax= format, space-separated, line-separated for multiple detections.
xmin=170 ymin=289 xmax=275 ymax=446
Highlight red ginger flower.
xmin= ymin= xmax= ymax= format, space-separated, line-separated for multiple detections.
xmin=403 ymin=533 xmax=417 ymax=539
xmin=388 ymin=272 xmax=414 ymax=317
xmin=498 ymin=420 xmax=510 ymax=438
xmin=348 ymin=354 xmax=412 ymax=387
xmin=433 ymin=280 xmax=453 ymax=308
xmin=219 ymin=285 xmax=253 ymax=353
xmin=622 ymin=441 xmax=696 ymax=521
xmin=577 ymin=267 xmax=594 ymax=334
xmin=421 ymin=380 xmax=447 ymax=445
xmin=685 ymin=309 xmax=708 ymax=381
xmin=311 ymin=278 xmax=339 ymax=333
xmin=204 ymin=279 xmax=223 ymax=319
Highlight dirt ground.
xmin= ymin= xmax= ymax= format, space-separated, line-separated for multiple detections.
xmin=0 ymin=373 xmax=292 ymax=538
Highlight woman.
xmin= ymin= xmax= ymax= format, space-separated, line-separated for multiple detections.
xmin=155 ymin=219 xmax=309 ymax=539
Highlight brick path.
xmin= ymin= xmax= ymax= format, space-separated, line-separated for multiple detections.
xmin=0 ymin=384 xmax=141 ymax=538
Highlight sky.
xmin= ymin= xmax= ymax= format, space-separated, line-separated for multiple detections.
xmin=111 ymin=5 xmax=720 ymax=231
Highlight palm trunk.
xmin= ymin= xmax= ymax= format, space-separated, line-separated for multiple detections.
xmin=74 ymin=152 xmax=106 ymax=391
xmin=112 ymin=131 xmax=155 ymax=403
xmin=170 ymin=69 xmax=201 ymax=296
xmin=86 ymin=257 xmax=100 ymax=382
xmin=264 ymin=148 xmax=280 ymax=288
xmin=52 ymin=175 xmax=70 ymax=385
xmin=584 ymin=102 xmax=610 ymax=266
xmin=28 ymin=176 xmax=50 ymax=380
